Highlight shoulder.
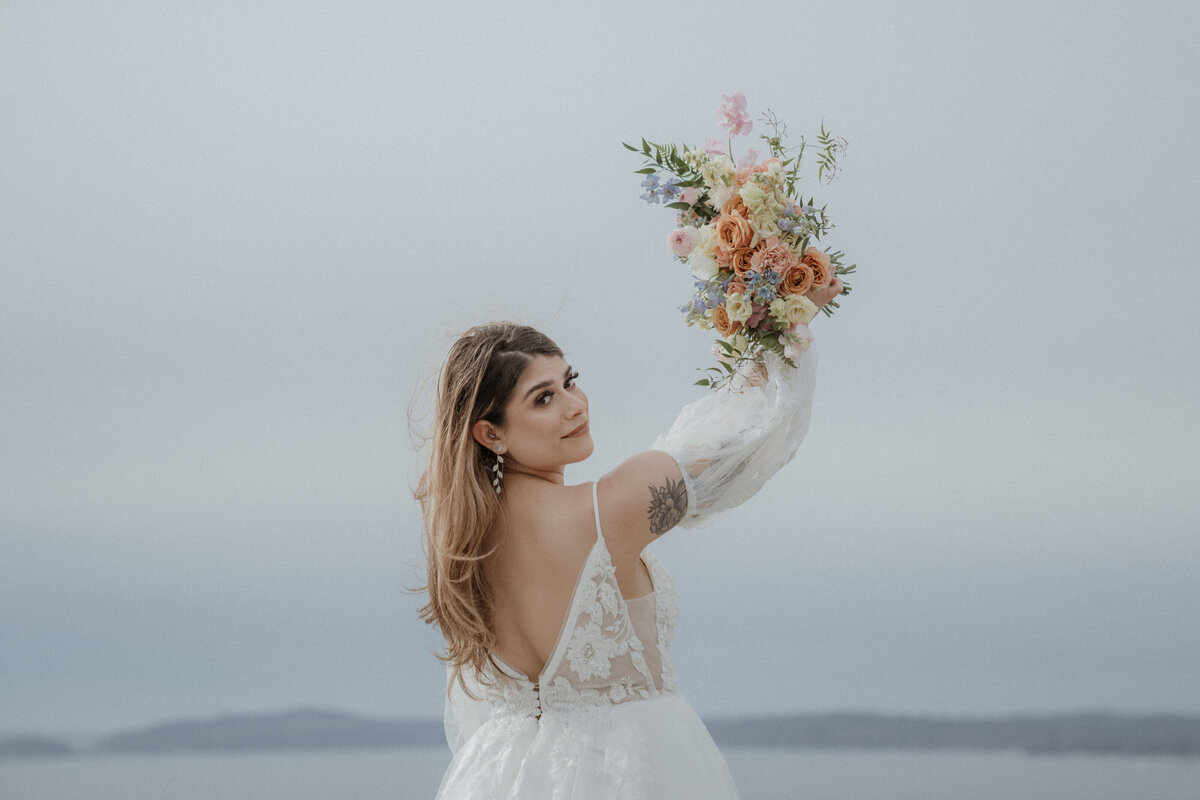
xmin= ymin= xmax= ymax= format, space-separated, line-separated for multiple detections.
xmin=498 ymin=479 xmax=597 ymax=561
xmin=596 ymin=450 xmax=689 ymax=558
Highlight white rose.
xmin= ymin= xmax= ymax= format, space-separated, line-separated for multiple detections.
xmin=726 ymin=293 xmax=753 ymax=323
xmin=709 ymin=185 xmax=737 ymax=214
xmin=785 ymin=295 xmax=819 ymax=325
xmin=740 ymin=182 xmax=768 ymax=212
xmin=753 ymin=214 xmax=783 ymax=240
xmin=769 ymin=297 xmax=789 ymax=321
xmin=688 ymin=251 xmax=719 ymax=281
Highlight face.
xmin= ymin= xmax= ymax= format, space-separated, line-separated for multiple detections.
xmin=485 ymin=354 xmax=592 ymax=473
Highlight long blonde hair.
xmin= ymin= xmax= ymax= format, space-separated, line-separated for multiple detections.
xmin=415 ymin=322 xmax=563 ymax=693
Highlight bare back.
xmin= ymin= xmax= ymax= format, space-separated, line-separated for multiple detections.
xmin=484 ymin=476 xmax=658 ymax=681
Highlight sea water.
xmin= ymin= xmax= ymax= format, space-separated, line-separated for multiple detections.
xmin=1 ymin=747 xmax=1196 ymax=800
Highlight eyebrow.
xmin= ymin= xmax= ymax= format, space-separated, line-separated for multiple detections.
xmin=522 ymin=365 xmax=574 ymax=401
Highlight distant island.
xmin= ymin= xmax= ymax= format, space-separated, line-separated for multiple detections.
xmin=4 ymin=708 xmax=1199 ymax=759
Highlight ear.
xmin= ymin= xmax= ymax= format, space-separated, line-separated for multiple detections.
xmin=471 ymin=419 xmax=502 ymax=452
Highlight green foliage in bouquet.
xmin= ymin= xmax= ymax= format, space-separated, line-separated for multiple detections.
xmin=626 ymin=95 xmax=856 ymax=390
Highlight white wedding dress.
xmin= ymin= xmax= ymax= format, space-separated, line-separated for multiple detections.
xmin=436 ymin=343 xmax=818 ymax=800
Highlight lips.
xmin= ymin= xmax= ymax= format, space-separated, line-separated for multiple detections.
xmin=563 ymin=420 xmax=590 ymax=438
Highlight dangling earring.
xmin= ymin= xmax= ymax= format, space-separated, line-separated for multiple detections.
xmin=491 ymin=446 xmax=505 ymax=494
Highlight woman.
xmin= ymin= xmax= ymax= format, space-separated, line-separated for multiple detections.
xmin=418 ymin=278 xmax=841 ymax=799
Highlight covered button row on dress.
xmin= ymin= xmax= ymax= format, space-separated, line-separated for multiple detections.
xmin=490 ymin=672 xmax=542 ymax=722
xmin=512 ymin=678 xmax=541 ymax=721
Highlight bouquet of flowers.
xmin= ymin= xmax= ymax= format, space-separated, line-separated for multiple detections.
xmin=626 ymin=93 xmax=855 ymax=389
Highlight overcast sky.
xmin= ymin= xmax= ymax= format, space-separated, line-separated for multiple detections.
xmin=2 ymin=0 xmax=1198 ymax=735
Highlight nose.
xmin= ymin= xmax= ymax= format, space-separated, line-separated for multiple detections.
xmin=565 ymin=388 xmax=587 ymax=418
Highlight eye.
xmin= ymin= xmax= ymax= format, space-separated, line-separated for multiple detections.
xmin=534 ymin=372 xmax=579 ymax=407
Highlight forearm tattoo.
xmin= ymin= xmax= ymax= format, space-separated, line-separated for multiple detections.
xmin=647 ymin=476 xmax=687 ymax=536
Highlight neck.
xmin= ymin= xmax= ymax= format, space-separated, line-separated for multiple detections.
xmin=504 ymin=461 xmax=566 ymax=486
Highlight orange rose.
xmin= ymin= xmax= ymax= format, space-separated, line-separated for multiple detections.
xmin=715 ymin=247 xmax=734 ymax=267
xmin=727 ymin=280 xmax=747 ymax=295
xmin=801 ymin=247 xmax=833 ymax=288
xmin=730 ymin=246 xmax=757 ymax=277
xmin=723 ymin=196 xmax=751 ymax=218
xmin=711 ymin=304 xmax=742 ymax=337
xmin=714 ymin=213 xmax=756 ymax=251
xmin=779 ymin=263 xmax=814 ymax=295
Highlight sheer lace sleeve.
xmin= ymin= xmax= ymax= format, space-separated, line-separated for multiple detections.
xmin=652 ymin=343 xmax=817 ymax=528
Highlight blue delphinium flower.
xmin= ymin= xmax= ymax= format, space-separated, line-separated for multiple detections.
xmin=641 ymin=173 xmax=683 ymax=204
xmin=660 ymin=177 xmax=681 ymax=203
xmin=640 ymin=174 xmax=663 ymax=203
xmin=706 ymin=283 xmax=724 ymax=308
xmin=779 ymin=201 xmax=813 ymax=233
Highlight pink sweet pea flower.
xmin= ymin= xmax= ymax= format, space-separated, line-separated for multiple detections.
xmin=737 ymin=148 xmax=760 ymax=170
xmin=679 ymin=187 xmax=701 ymax=206
xmin=718 ymin=93 xmax=753 ymax=136
xmin=746 ymin=303 xmax=768 ymax=329
xmin=702 ymin=138 xmax=726 ymax=155
xmin=784 ymin=324 xmax=813 ymax=361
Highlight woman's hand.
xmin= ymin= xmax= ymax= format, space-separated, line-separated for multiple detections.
xmin=805 ymin=276 xmax=844 ymax=312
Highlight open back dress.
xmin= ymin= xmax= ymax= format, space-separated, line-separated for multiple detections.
xmin=436 ymin=343 xmax=818 ymax=800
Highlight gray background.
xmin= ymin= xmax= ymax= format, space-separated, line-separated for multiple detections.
xmin=2 ymin=0 xmax=1197 ymax=735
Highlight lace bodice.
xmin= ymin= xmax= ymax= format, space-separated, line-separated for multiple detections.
xmin=445 ymin=482 xmax=681 ymax=748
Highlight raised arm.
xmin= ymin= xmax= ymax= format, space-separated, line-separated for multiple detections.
xmin=599 ymin=278 xmax=837 ymax=557
xmin=597 ymin=338 xmax=816 ymax=559
xmin=596 ymin=449 xmax=692 ymax=559
xmin=654 ymin=343 xmax=817 ymax=527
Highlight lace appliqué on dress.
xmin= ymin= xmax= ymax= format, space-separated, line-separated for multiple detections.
xmin=550 ymin=551 xmax=660 ymax=707
xmin=643 ymin=550 xmax=681 ymax=693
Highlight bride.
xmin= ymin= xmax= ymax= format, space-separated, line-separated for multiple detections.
xmin=417 ymin=278 xmax=840 ymax=799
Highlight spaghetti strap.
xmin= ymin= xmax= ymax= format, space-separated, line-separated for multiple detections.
xmin=591 ymin=480 xmax=605 ymax=543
